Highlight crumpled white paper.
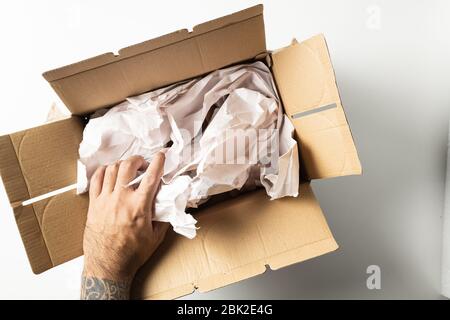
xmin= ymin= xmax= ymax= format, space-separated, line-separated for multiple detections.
xmin=77 ymin=62 xmax=299 ymax=239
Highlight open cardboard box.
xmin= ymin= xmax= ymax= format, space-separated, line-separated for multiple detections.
xmin=0 ymin=4 xmax=361 ymax=299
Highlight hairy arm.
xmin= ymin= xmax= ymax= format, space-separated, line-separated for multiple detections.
xmin=80 ymin=154 xmax=168 ymax=300
xmin=81 ymin=276 xmax=130 ymax=300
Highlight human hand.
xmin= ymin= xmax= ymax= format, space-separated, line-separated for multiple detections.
xmin=81 ymin=153 xmax=168 ymax=300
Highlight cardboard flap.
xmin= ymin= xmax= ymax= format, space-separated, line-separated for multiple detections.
xmin=0 ymin=117 xmax=83 ymax=203
xmin=42 ymin=5 xmax=266 ymax=115
xmin=12 ymin=191 xmax=89 ymax=274
xmin=0 ymin=117 xmax=86 ymax=273
xmin=271 ymin=35 xmax=361 ymax=179
xmin=131 ymin=183 xmax=338 ymax=300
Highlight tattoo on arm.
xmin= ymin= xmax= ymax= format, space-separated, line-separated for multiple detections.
xmin=80 ymin=276 xmax=131 ymax=300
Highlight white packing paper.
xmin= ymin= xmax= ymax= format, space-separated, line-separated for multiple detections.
xmin=77 ymin=62 xmax=299 ymax=239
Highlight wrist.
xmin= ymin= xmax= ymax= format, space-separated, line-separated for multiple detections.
xmin=80 ymin=274 xmax=131 ymax=300
xmin=81 ymin=258 xmax=133 ymax=300
xmin=83 ymin=256 xmax=135 ymax=283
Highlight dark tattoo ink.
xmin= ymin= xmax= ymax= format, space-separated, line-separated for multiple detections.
xmin=80 ymin=276 xmax=130 ymax=300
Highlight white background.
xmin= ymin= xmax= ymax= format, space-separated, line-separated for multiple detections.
xmin=0 ymin=0 xmax=449 ymax=299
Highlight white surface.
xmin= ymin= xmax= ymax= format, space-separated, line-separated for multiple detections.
xmin=0 ymin=0 xmax=449 ymax=299
xmin=442 ymin=124 xmax=450 ymax=298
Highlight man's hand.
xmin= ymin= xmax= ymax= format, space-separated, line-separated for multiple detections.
xmin=81 ymin=153 xmax=168 ymax=300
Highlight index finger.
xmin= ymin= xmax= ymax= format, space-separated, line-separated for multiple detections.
xmin=116 ymin=155 xmax=148 ymax=188
xmin=137 ymin=152 xmax=165 ymax=201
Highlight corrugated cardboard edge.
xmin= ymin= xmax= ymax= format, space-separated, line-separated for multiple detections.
xmin=0 ymin=135 xmax=29 ymax=205
xmin=13 ymin=206 xmax=54 ymax=274
xmin=0 ymin=135 xmax=53 ymax=273
xmin=0 ymin=117 xmax=85 ymax=273
xmin=137 ymin=237 xmax=338 ymax=300
xmin=42 ymin=4 xmax=264 ymax=82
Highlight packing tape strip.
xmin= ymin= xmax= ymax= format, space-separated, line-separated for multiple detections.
xmin=291 ymin=103 xmax=337 ymax=119
xmin=21 ymin=184 xmax=77 ymax=207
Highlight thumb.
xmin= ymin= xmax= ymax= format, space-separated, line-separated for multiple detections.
xmin=153 ymin=222 xmax=170 ymax=243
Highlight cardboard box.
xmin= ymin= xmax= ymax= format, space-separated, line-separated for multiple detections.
xmin=0 ymin=4 xmax=361 ymax=299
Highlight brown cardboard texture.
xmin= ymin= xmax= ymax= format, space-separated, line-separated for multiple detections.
xmin=0 ymin=4 xmax=361 ymax=298
xmin=272 ymin=37 xmax=361 ymax=179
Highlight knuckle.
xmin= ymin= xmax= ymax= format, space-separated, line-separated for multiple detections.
xmin=154 ymin=152 xmax=165 ymax=164
xmin=106 ymin=162 xmax=119 ymax=173
xmin=92 ymin=166 xmax=104 ymax=179
xmin=121 ymin=160 xmax=134 ymax=171
xmin=156 ymin=152 xmax=165 ymax=160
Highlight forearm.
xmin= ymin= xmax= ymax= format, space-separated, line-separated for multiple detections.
xmin=80 ymin=274 xmax=131 ymax=300
xmin=80 ymin=154 xmax=167 ymax=300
